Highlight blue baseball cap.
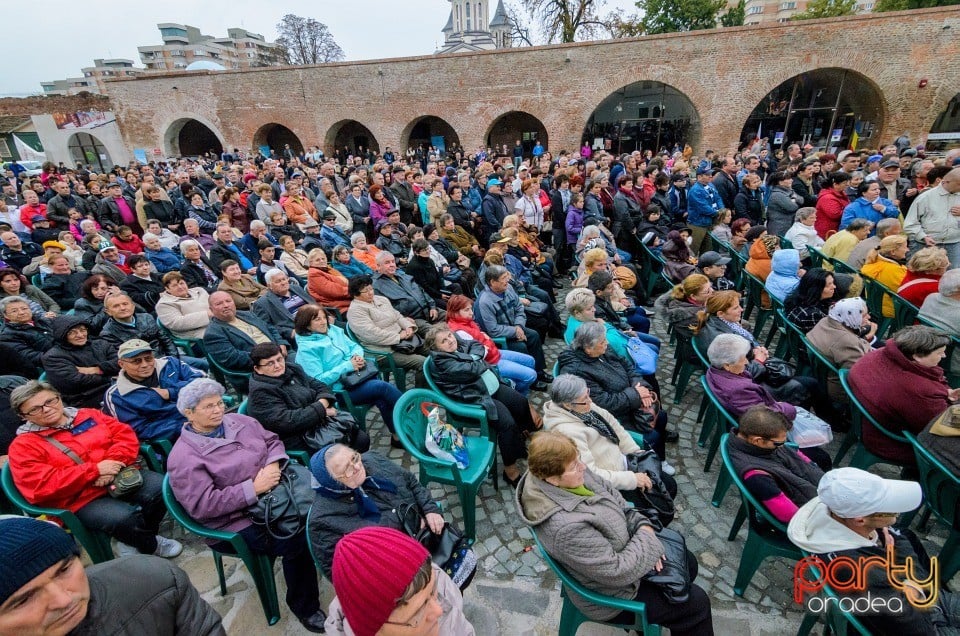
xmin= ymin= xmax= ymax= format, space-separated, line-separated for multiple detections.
xmin=486 ymin=178 xmax=503 ymax=188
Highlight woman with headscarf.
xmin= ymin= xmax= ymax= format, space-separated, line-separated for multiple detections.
xmin=661 ymin=230 xmax=697 ymax=284
xmin=806 ymin=297 xmax=879 ymax=401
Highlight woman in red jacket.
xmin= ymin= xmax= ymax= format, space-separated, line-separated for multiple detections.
xmin=306 ymin=248 xmax=351 ymax=313
xmin=897 ymin=246 xmax=949 ymax=308
xmin=7 ymin=380 xmax=181 ymax=558
xmin=814 ymin=172 xmax=851 ymax=239
xmin=848 ymin=326 xmax=959 ymax=467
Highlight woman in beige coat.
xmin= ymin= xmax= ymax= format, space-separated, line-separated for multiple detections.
xmin=155 ymin=272 xmax=210 ymax=339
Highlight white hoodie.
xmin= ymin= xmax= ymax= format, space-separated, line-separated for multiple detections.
xmin=787 ymin=496 xmax=878 ymax=554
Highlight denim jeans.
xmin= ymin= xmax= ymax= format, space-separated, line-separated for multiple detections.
xmin=497 ymin=349 xmax=537 ymax=394
xmin=180 ymin=355 xmax=210 ymax=372
xmin=347 ymin=378 xmax=402 ymax=433
xmin=75 ymin=469 xmax=166 ymax=554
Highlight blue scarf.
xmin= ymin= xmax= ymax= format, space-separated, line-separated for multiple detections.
xmin=310 ymin=445 xmax=397 ymax=521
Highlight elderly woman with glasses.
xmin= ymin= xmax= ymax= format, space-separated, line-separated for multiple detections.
xmin=6 ymin=380 xmax=181 ymax=559
xmin=517 ymin=431 xmax=714 ymax=636
xmin=166 ymin=378 xmax=327 ymax=633
xmin=306 ymin=443 xmax=445 ymax=581
xmin=542 ymin=374 xmax=677 ymax=508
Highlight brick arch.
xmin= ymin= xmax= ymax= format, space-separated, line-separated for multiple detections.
xmin=399 ymin=115 xmax=462 ymax=153
xmin=251 ymin=122 xmax=306 ymax=155
xmin=324 ymin=119 xmax=381 ymax=155
xmin=159 ymin=114 xmax=226 ymax=157
xmin=484 ymin=110 xmax=549 ymax=154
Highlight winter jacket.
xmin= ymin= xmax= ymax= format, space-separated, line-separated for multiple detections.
xmin=72 ymin=297 xmax=111 ymax=334
xmin=0 ymin=317 xmax=54 ymax=369
xmin=144 ymin=246 xmax=183 ymax=274
xmin=72 ymin=556 xmax=225 ymax=636
xmin=848 ymin=339 xmax=952 ymax=465
xmin=860 ymin=255 xmax=907 ymax=318
xmin=765 ymin=249 xmax=802 ymax=302
xmin=766 ymin=186 xmax=802 ymax=237
xmin=0 ymin=285 xmax=59 ymax=315
xmin=142 ymin=198 xmax=181 ymax=227
xmin=40 ymin=272 xmax=88 ymax=310
xmin=919 ymin=293 xmax=960 ymax=374
xmin=181 ymin=256 xmax=221 ymax=294
xmin=712 ymin=171 xmax=739 ymax=210
xmin=556 ymin=348 xmax=648 ymax=424
xmin=686 ymin=182 xmax=720 ymax=228
xmin=791 ymin=177 xmax=817 ymax=208
xmin=346 ymin=296 xmax=416 ymax=352
xmin=806 ymin=316 xmax=872 ymax=401
xmin=447 ymin=314 xmax=500 ymax=364
xmin=611 ymin=190 xmax=639 ymax=241
xmin=655 ymin=293 xmax=703 ymax=340
xmin=222 ymin=199 xmax=250 ymax=234
xmin=783 ymin=223 xmax=824 ymax=260
xmin=733 ymin=189 xmax=764 ymax=224
xmin=167 ymin=414 xmax=288 ymax=532
xmin=155 ymin=289 xmax=210 ymax=340
xmin=565 ymin=204 xmax=584 ymax=244
xmin=246 ymin=362 xmax=338 ymax=451
xmin=42 ymin=315 xmax=118 ymax=408
xmin=307 ymin=267 xmax=351 ymax=313
xmin=100 ymin=313 xmax=177 ymax=358
xmin=694 ymin=315 xmax=759 ymax=357
xmin=815 ymin=187 xmax=848 ymax=238
xmin=202 ymin=312 xmax=283 ymax=374
xmin=541 ymin=399 xmax=643 ymax=491
xmin=516 ymin=469 xmax=662 ymax=621
xmin=404 ymin=253 xmax=446 ymax=302
xmin=372 ymin=271 xmax=435 ymax=319
xmin=897 ymin=271 xmax=941 ymax=309
xmin=8 ymin=408 xmax=140 ymax=512
xmin=120 ymin=273 xmax=165 ymax=313
xmin=208 ymin=240 xmax=258 ymax=274
xmin=427 ymin=339 xmax=501 ymax=423
xmin=103 ymin=357 xmax=205 ymax=441
xmin=474 ymin=285 xmax=527 ymax=340
xmin=217 ymin=275 xmax=266 ymax=311
xmin=839 ymin=196 xmax=899 ymax=232
xmin=481 ymin=193 xmax=509 ymax=244
xmin=294 ymin=326 xmax=363 ymax=388
xmin=705 ymin=366 xmax=796 ymax=421
xmin=745 ymin=237 xmax=775 ymax=282
xmin=307 ymin=451 xmax=441 ymax=578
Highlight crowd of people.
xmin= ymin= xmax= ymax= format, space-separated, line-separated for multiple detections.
xmin=1 ymin=137 xmax=959 ymax=635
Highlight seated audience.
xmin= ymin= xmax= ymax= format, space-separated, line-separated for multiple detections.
xmin=252 ymin=268 xmax=313 ymax=346
xmin=784 ymin=268 xmax=838 ymax=333
xmin=217 ymin=258 xmax=267 ymax=311
xmin=655 ymin=273 xmax=714 ymax=340
xmin=155 ymin=271 xmax=210 ymax=339
xmin=42 ymin=315 xmax=117 ymax=408
xmin=39 ymin=254 xmax=87 ymax=310
xmin=860 ymin=234 xmax=909 ymax=319
xmin=372 ymin=251 xmax=443 ymax=330
xmin=0 ymin=296 xmax=54 ymax=370
xmin=330 ymin=244 xmax=371 ymax=279
xmin=783 ymin=207 xmax=825 ymax=261
xmin=166 ymin=378 xmax=327 ymax=633
xmin=119 ymin=254 xmax=164 ymax=313
xmin=180 ymin=239 xmax=220 ymax=294
xmin=203 ymin=291 xmax=285 ymax=383
xmin=306 ymin=249 xmax=351 ymax=313
xmin=73 ymin=274 xmax=120 ymax=333
xmin=99 ymin=292 xmax=179 ymax=359
xmin=806 ymin=297 xmax=878 ymax=402
xmin=898 ymin=246 xmax=949 ymax=308
xmin=918 ymin=269 xmax=960 ymax=375
xmin=765 ymin=249 xmax=804 ymax=303
xmin=0 ymin=267 xmax=58 ymax=316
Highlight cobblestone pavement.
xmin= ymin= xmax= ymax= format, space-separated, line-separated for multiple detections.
xmin=156 ymin=283 xmax=954 ymax=635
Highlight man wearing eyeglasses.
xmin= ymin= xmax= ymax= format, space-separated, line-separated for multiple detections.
xmin=103 ymin=339 xmax=206 ymax=442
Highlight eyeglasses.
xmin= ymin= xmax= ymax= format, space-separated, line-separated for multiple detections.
xmin=383 ymin=578 xmax=438 ymax=629
xmin=21 ymin=395 xmax=62 ymax=417
xmin=122 ymin=354 xmax=155 ymax=365
xmin=767 ymin=438 xmax=787 ymax=447
xmin=257 ymin=357 xmax=285 ymax=369
xmin=194 ymin=399 xmax=225 ymax=413
xmin=563 ymin=454 xmax=586 ymax=474
xmin=333 ymin=452 xmax=363 ymax=481
xmin=868 ymin=512 xmax=899 ymax=519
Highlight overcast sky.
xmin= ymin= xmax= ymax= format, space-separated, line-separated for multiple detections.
xmin=3 ymin=0 xmax=638 ymax=96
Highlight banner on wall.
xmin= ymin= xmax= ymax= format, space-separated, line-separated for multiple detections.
xmin=13 ymin=135 xmax=45 ymax=161
xmin=431 ymin=136 xmax=446 ymax=154
xmin=52 ymin=110 xmax=116 ymax=130
xmin=133 ymin=149 xmax=147 ymax=164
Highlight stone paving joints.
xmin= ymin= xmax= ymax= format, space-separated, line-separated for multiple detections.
xmin=158 ymin=281 xmax=954 ymax=635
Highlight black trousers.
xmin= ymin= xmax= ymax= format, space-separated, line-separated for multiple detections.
xmin=491 ymin=383 xmax=535 ymax=466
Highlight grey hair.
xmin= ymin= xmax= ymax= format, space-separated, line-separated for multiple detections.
xmin=79 ymin=219 xmax=97 ymax=231
xmin=0 ymin=295 xmax=30 ymax=315
xmin=176 ymin=378 xmax=225 ymax=415
xmin=10 ymin=380 xmax=60 ymax=417
xmin=571 ymin=320 xmax=607 ymax=351
xmin=375 ymin=250 xmax=395 ymax=265
xmin=264 ymin=268 xmax=287 ymax=285
xmin=875 ymin=217 xmax=901 ymax=238
xmin=215 ymin=222 xmax=231 ymax=231
xmin=846 ymin=218 xmax=873 ymax=232
xmin=331 ymin=245 xmax=351 ymax=259
xmin=580 ymin=225 xmax=601 ymax=240
xmin=180 ymin=239 xmax=200 ymax=251
xmin=484 ymin=265 xmax=508 ymax=285
xmin=707 ymin=333 xmax=752 ymax=368
xmin=323 ymin=443 xmax=354 ymax=473
xmin=141 ymin=232 xmax=159 ymax=243
xmin=795 ymin=207 xmax=816 ymax=223
xmin=350 ymin=232 xmax=366 ymax=246
xmin=250 ymin=220 xmax=266 ymax=231
xmin=549 ymin=374 xmax=588 ymax=404
xmin=183 ymin=218 xmax=199 ymax=226
xmin=564 ymin=288 xmax=596 ymax=316
xmin=940 ymin=269 xmax=960 ymax=297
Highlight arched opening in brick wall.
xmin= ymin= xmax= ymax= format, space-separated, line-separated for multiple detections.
xmin=740 ymin=69 xmax=884 ymax=153
xmin=927 ymin=93 xmax=960 ymax=154
xmin=325 ymin=120 xmax=380 ymax=156
xmin=67 ymin=132 xmax=113 ymax=173
xmin=486 ymin=111 xmax=548 ymax=157
xmin=582 ymin=82 xmax=700 ymax=155
xmin=401 ymin=116 xmax=460 ymax=155
xmin=164 ymin=118 xmax=223 ymax=157
xmin=253 ymin=123 xmax=304 ymax=156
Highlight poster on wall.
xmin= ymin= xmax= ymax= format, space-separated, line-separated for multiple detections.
xmin=431 ymin=136 xmax=446 ymax=154
xmin=52 ymin=110 xmax=116 ymax=130
xmin=773 ymin=132 xmax=785 ymax=145
xmin=830 ymin=129 xmax=843 ymax=142
xmin=133 ymin=149 xmax=147 ymax=164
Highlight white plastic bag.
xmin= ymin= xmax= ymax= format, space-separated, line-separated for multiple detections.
xmin=788 ymin=406 xmax=834 ymax=448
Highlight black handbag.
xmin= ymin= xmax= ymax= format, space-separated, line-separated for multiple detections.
xmin=398 ymin=503 xmax=478 ymax=591
xmin=339 ymin=365 xmax=378 ymax=389
xmin=393 ymin=332 xmax=423 ymax=354
xmin=248 ymin=462 xmax=314 ymax=540
xmin=300 ymin=412 xmax=361 ymax=453
xmin=625 ymin=450 xmax=676 ymax=530
xmin=640 ymin=526 xmax=692 ymax=604
xmin=756 ymin=357 xmax=796 ymax=387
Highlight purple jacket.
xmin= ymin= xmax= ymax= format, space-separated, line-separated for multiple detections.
xmin=167 ymin=413 xmax=288 ymax=532
xmin=565 ymin=204 xmax=584 ymax=244
xmin=706 ymin=366 xmax=796 ymax=421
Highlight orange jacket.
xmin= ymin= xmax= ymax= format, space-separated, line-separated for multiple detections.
xmin=307 ymin=266 xmax=351 ymax=312
xmin=282 ymin=196 xmax=318 ymax=225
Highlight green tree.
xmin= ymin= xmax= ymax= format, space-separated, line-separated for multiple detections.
xmin=792 ymin=0 xmax=857 ymax=20
xmin=875 ymin=0 xmax=960 ymax=10
xmin=720 ymin=0 xmax=746 ymax=26
xmin=635 ymin=0 xmax=727 ymax=34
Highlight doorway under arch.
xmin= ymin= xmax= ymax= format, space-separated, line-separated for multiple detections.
xmin=401 ymin=116 xmax=460 ymax=155
xmin=486 ymin=111 xmax=548 ymax=156
xmin=253 ymin=123 xmax=304 ymax=157
xmin=325 ymin=120 xmax=380 ymax=156
xmin=739 ymin=68 xmax=884 ymax=152
xmin=582 ymin=81 xmax=700 ymax=155
xmin=164 ymin=118 xmax=223 ymax=157
xmin=67 ymin=132 xmax=113 ymax=173
xmin=927 ymin=93 xmax=960 ymax=154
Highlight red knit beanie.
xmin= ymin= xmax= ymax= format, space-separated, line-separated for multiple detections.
xmin=332 ymin=526 xmax=431 ymax=636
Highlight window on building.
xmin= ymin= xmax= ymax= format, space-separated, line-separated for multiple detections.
xmin=170 ymin=49 xmax=185 ymax=57
xmin=779 ymin=2 xmax=796 ymax=8
xmin=747 ymin=6 xmax=764 ymax=14
xmin=777 ymin=16 xmax=791 ymax=21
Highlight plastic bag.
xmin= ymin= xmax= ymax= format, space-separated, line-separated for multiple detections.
xmin=788 ymin=406 xmax=834 ymax=448
xmin=422 ymin=403 xmax=470 ymax=469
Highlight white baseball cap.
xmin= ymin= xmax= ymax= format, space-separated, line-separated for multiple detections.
xmin=817 ymin=467 xmax=922 ymax=518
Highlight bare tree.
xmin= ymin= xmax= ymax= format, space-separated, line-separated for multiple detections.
xmin=274 ymin=14 xmax=345 ymax=65
xmin=504 ymin=2 xmax=536 ymax=46
xmin=509 ymin=0 xmax=631 ymax=43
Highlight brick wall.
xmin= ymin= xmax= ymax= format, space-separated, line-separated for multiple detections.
xmin=16 ymin=6 xmax=960 ymax=157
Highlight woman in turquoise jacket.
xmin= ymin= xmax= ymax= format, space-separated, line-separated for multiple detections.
xmin=293 ymin=304 xmax=402 ymax=444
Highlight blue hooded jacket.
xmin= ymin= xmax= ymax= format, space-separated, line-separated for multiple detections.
xmin=765 ymin=249 xmax=801 ymax=302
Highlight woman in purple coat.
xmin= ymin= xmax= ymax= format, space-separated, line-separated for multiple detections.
xmin=166 ymin=378 xmax=327 ymax=633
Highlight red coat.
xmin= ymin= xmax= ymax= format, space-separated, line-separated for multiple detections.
xmin=447 ymin=314 xmax=500 ymax=364
xmin=848 ymin=340 xmax=951 ymax=465
xmin=307 ymin=266 xmax=351 ymax=312
xmin=815 ymin=188 xmax=848 ymax=238
xmin=8 ymin=409 xmax=140 ymax=512
xmin=897 ymin=271 xmax=942 ymax=309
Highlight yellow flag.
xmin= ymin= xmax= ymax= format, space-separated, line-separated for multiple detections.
xmin=850 ymin=131 xmax=859 ymax=150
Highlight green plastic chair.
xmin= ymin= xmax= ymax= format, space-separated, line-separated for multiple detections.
xmin=204 ymin=352 xmax=252 ymax=397
xmin=532 ymin=533 xmax=662 ymax=636
xmin=905 ymin=431 xmax=960 ymax=583
xmin=719 ymin=433 xmax=804 ymax=596
xmin=778 ymin=236 xmax=794 ymax=250
xmin=1 ymin=463 xmax=115 ymax=563
xmin=890 ymin=293 xmax=919 ymax=333
xmin=776 ymin=309 xmax=813 ymax=376
xmin=139 ymin=437 xmax=174 ymax=473
xmin=700 ymin=375 xmax=739 ymax=474
xmin=916 ymin=315 xmax=960 ymax=388
xmin=712 ymin=237 xmax=746 ymax=288
xmin=671 ymin=335 xmax=703 ymax=404
xmin=161 ymin=475 xmax=281 ymax=626
xmin=837 ymin=368 xmax=908 ymax=470
xmin=344 ymin=323 xmax=408 ymax=392
xmin=795 ymin=554 xmax=873 ymax=636
xmin=422 ymin=359 xmax=497 ymax=445
xmin=741 ymin=272 xmax=775 ymax=341
xmin=639 ymin=242 xmax=671 ymax=300
xmin=157 ymin=319 xmax=205 ymax=358
xmin=392 ymin=389 xmax=496 ymax=541
xmin=860 ymin=276 xmax=893 ymax=338
xmin=805 ymin=245 xmax=826 ymax=269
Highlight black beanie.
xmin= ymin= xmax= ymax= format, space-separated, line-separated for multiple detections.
xmin=0 ymin=517 xmax=80 ymax=605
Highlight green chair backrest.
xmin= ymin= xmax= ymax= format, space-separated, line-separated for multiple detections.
xmin=905 ymin=431 xmax=960 ymax=532
xmin=701 ymin=375 xmax=739 ymax=434
xmin=691 ymin=337 xmax=709 ymax=369
xmin=779 ymin=236 xmax=794 ymax=250
xmin=421 ymin=359 xmax=490 ymax=436
xmin=806 ymin=245 xmax=826 ymax=269
xmin=237 ymin=399 xmax=248 ymax=415
xmin=719 ymin=433 xmax=790 ymax=534
xmin=838 ymin=368 xmax=908 ymax=443
xmin=161 ymin=474 xmax=234 ymax=541
xmin=860 ymin=275 xmax=890 ymax=320
xmin=890 ymin=294 xmax=919 ymax=333
xmin=743 ymin=272 xmax=769 ymax=310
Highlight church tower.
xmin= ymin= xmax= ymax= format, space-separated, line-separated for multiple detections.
xmin=437 ymin=0 xmax=511 ymax=54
